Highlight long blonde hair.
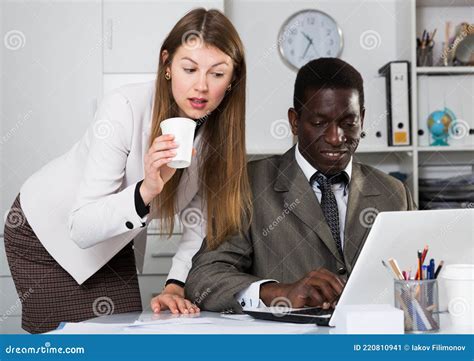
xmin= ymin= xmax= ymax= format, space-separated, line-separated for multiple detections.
xmin=149 ymin=8 xmax=252 ymax=250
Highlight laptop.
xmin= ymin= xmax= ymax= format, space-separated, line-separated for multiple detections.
xmin=244 ymin=208 xmax=474 ymax=326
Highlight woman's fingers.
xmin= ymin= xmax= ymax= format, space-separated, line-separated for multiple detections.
xmin=150 ymin=296 xmax=161 ymax=313
xmin=174 ymin=296 xmax=189 ymax=314
xmin=184 ymin=299 xmax=200 ymax=313
xmin=159 ymin=295 xmax=179 ymax=314
xmin=150 ymin=140 xmax=179 ymax=153
xmin=150 ymin=294 xmax=200 ymax=314
xmin=148 ymin=150 xmax=177 ymax=164
xmin=148 ymin=156 xmax=175 ymax=171
xmin=152 ymin=134 xmax=174 ymax=147
xmin=150 ymin=135 xmax=178 ymax=152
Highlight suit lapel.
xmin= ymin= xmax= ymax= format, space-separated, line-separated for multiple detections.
xmin=343 ymin=163 xmax=382 ymax=271
xmin=274 ymin=146 xmax=344 ymax=264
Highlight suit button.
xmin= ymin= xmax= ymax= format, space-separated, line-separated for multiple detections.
xmin=125 ymin=221 xmax=134 ymax=229
xmin=337 ymin=267 xmax=347 ymax=275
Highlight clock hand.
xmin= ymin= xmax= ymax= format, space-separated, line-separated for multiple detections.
xmin=301 ymin=32 xmax=313 ymax=43
xmin=310 ymin=42 xmax=320 ymax=57
xmin=302 ymin=41 xmax=312 ymax=59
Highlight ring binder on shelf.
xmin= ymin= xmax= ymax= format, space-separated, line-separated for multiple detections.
xmin=378 ymin=61 xmax=412 ymax=146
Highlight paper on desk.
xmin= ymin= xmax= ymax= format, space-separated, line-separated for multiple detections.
xmin=48 ymin=322 xmax=129 ymax=334
xmin=219 ymin=314 xmax=254 ymax=321
xmin=129 ymin=314 xmax=213 ymax=327
xmin=122 ymin=322 xmax=316 ymax=334
xmin=123 ymin=314 xmax=317 ymax=334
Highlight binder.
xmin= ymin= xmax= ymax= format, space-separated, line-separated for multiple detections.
xmin=378 ymin=61 xmax=412 ymax=146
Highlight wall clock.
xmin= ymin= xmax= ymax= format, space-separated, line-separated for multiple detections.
xmin=278 ymin=9 xmax=343 ymax=70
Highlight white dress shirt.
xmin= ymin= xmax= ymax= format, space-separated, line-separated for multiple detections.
xmin=236 ymin=143 xmax=352 ymax=309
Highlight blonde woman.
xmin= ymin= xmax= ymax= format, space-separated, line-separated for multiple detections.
xmin=4 ymin=8 xmax=252 ymax=333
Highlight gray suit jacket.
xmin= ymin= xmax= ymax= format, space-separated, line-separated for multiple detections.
xmin=185 ymin=145 xmax=416 ymax=312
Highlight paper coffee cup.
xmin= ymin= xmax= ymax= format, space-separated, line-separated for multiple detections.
xmin=440 ymin=264 xmax=474 ymax=327
xmin=160 ymin=117 xmax=196 ymax=169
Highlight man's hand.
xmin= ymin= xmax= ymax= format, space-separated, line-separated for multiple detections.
xmin=150 ymin=284 xmax=200 ymax=314
xmin=260 ymin=268 xmax=345 ymax=309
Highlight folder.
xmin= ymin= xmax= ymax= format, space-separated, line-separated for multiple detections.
xmin=378 ymin=61 xmax=412 ymax=146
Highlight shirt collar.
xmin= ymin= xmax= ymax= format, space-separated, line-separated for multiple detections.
xmin=294 ymin=142 xmax=352 ymax=183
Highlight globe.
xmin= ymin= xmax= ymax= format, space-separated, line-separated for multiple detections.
xmin=427 ymin=108 xmax=456 ymax=146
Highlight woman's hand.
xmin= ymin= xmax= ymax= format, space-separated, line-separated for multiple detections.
xmin=140 ymin=134 xmax=179 ymax=204
xmin=150 ymin=284 xmax=200 ymax=314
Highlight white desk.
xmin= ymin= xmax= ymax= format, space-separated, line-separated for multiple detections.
xmin=50 ymin=311 xmax=472 ymax=334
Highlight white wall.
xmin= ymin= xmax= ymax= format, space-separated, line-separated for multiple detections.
xmin=227 ymin=0 xmax=412 ymax=153
xmin=1 ymin=0 xmax=104 ymax=233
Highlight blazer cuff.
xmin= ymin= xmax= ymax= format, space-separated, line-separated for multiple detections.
xmin=69 ymin=182 xmax=148 ymax=248
xmin=166 ymin=261 xmax=189 ymax=284
xmin=165 ymin=279 xmax=185 ymax=288
xmin=134 ymin=180 xmax=150 ymax=218
xmin=122 ymin=182 xmax=148 ymax=230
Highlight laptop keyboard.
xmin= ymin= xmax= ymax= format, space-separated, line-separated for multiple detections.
xmin=290 ymin=307 xmax=333 ymax=316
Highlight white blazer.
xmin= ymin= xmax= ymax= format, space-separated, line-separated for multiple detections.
xmin=19 ymin=81 xmax=206 ymax=285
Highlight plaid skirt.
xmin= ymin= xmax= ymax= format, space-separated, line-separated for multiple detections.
xmin=3 ymin=194 xmax=143 ymax=334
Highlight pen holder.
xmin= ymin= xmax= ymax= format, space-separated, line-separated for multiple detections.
xmin=417 ymin=46 xmax=433 ymax=67
xmin=394 ymin=279 xmax=440 ymax=333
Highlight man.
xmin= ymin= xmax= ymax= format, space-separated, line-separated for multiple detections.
xmin=185 ymin=58 xmax=416 ymax=312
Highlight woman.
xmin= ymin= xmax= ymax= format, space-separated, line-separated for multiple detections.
xmin=3 ymin=8 xmax=252 ymax=333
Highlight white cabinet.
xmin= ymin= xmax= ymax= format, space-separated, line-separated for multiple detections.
xmin=1 ymin=0 xmax=103 ymax=231
xmin=138 ymin=232 xmax=181 ymax=310
xmin=103 ymin=0 xmax=224 ymax=73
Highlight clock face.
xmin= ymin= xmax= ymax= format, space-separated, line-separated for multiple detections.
xmin=278 ymin=9 xmax=343 ymax=70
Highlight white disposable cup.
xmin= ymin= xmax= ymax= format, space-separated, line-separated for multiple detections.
xmin=440 ymin=264 xmax=474 ymax=326
xmin=160 ymin=117 xmax=196 ymax=169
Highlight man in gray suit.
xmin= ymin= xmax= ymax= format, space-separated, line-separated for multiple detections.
xmin=185 ymin=58 xmax=416 ymax=312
